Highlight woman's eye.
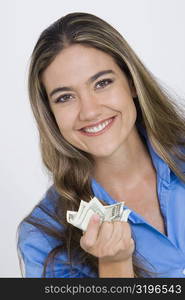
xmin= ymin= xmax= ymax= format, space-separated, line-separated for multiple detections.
xmin=95 ymin=78 xmax=113 ymax=89
xmin=55 ymin=94 xmax=74 ymax=103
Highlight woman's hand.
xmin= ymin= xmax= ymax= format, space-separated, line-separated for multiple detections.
xmin=80 ymin=214 xmax=135 ymax=264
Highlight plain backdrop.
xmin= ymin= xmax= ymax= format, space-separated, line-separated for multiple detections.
xmin=1 ymin=0 xmax=185 ymax=277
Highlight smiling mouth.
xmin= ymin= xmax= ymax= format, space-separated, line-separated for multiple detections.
xmin=79 ymin=116 xmax=116 ymax=136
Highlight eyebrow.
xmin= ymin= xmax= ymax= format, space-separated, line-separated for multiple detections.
xmin=49 ymin=69 xmax=115 ymax=98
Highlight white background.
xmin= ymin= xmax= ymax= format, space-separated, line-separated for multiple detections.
xmin=1 ymin=0 xmax=185 ymax=277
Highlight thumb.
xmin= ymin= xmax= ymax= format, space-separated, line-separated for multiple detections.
xmin=80 ymin=214 xmax=101 ymax=250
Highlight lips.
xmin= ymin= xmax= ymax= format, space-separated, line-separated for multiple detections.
xmin=79 ymin=116 xmax=116 ymax=136
xmin=80 ymin=116 xmax=115 ymax=130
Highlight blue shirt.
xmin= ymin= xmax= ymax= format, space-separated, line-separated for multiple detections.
xmin=18 ymin=127 xmax=185 ymax=277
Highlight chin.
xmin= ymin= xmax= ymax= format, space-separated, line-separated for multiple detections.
xmin=90 ymin=148 xmax=117 ymax=159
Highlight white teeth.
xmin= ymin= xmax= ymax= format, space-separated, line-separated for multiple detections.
xmin=83 ymin=119 xmax=112 ymax=133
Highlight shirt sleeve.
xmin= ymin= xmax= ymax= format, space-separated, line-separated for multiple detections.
xmin=18 ymin=221 xmax=91 ymax=278
xmin=17 ymin=186 xmax=97 ymax=278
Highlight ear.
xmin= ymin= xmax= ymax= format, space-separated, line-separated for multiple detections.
xmin=128 ymin=78 xmax=137 ymax=98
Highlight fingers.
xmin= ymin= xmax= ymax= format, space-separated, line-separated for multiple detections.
xmin=101 ymin=221 xmax=134 ymax=261
xmin=80 ymin=214 xmax=101 ymax=250
xmin=121 ymin=221 xmax=132 ymax=244
xmin=96 ymin=221 xmax=114 ymax=243
xmin=110 ymin=220 xmax=125 ymax=243
xmin=103 ymin=221 xmax=130 ymax=249
xmin=80 ymin=216 xmax=134 ymax=263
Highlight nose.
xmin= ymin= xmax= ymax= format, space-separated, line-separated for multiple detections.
xmin=79 ymin=93 xmax=102 ymax=122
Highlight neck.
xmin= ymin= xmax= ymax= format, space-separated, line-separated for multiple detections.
xmin=93 ymin=127 xmax=154 ymax=189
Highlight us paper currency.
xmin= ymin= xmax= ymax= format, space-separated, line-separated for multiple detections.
xmin=66 ymin=197 xmax=131 ymax=231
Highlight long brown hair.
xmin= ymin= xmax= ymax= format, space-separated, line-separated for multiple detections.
xmin=17 ymin=12 xmax=185 ymax=277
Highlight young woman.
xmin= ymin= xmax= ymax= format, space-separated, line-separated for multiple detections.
xmin=17 ymin=12 xmax=185 ymax=278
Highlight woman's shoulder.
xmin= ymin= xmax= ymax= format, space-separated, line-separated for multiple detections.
xmin=17 ymin=186 xmax=95 ymax=278
xmin=21 ymin=184 xmax=62 ymax=228
xmin=18 ymin=184 xmax=64 ymax=239
xmin=17 ymin=185 xmax=65 ymax=277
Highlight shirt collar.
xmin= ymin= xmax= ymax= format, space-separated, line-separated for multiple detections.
xmin=136 ymin=123 xmax=172 ymax=184
xmin=91 ymin=123 xmax=174 ymax=202
xmin=137 ymin=123 xmax=185 ymax=178
xmin=91 ymin=124 xmax=184 ymax=223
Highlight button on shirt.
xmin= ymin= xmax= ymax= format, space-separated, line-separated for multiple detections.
xmin=18 ymin=127 xmax=185 ymax=277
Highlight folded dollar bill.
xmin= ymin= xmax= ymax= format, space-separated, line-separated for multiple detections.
xmin=66 ymin=196 xmax=131 ymax=231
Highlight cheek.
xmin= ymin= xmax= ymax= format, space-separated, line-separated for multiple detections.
xmin=117 ymin=95 xmax=136 ymax=114
xmin=53 ymin=111 xmax=70 ymax=135
xmin=56 ymin=120 xmax=74 ymax=145
xmin=110 ymin=84 xmax=133 ymax=105
xmin=54 ymin=111 xmax=78 ymax=145
xmin=117 ymin=90 xmax=137 ymax=121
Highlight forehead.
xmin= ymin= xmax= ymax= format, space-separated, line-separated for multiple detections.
xmin=42 ymin=44 xmax=120 ymax=88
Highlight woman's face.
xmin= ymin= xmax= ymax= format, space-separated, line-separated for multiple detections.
xmin=42 ymin=44 xmax=137 ymax=159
